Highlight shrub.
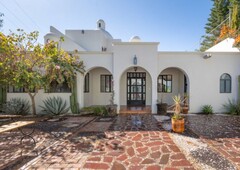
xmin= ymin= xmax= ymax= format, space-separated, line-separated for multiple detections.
xmin=223 ymin=99 xmax=240 ymax=115
xmin=40 ymin=96 xmax=70 ymax=115
xmin=3 ymin=98 xmax=30 ymax=115
xmin=201 ymin=105 xmax=213 ymax=114
xmin=81 ymin=106 xmax=109 ymax=116
xmin=93 ymin=106 xmax=108 ymax=116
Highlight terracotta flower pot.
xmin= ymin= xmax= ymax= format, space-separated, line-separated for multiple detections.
xmin=171 ymin=118 xmax=185 ymax=133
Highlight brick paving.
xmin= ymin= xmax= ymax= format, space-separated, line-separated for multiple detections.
xmin=0 ymin=114 xmax=239 ymax=170
xmin=19 ymin=115 xmax=195 ymax=170
xmin=0 ymin=116 xmax=95 ymax=169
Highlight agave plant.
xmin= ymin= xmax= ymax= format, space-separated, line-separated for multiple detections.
xmin=40 ymin=96 xmax=70 ymax=115
xmin=3 ymin=98 xmax=30 ymax=115
xmin=172 ymin=94 xmax=183 ymax=120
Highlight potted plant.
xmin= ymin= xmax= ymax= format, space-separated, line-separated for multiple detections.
xmin=157 ymin=94 xmax=168 ymax=115
xmin=171 ymin=95 xmax=185 ymax=133
xmin=182 ymin=93 xmax=189 ymax=114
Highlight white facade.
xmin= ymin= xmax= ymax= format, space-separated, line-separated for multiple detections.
xmin=7 ymin=20 xmax=240 ymax=114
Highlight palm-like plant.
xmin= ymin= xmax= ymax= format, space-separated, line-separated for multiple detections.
xmin=172 ymin=95 xmax=183 ymax=120
xmin=40 ymin=96 xmax=70 ymax=115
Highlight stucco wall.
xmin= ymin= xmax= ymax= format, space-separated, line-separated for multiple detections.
xmin=157 ymin=68 xmax=185 ymax=105
xmin=84 ymin=67 xmax=112 ymax=106
xmin=7 ymin=90 xmax=71 ymax=114
xmin=158 ymin=52 xmax=240 ymax=113
xmin=65 ymin=30 xmax=108 ymax=51
xmin=113 ymin=42 xmax=159 ymax=113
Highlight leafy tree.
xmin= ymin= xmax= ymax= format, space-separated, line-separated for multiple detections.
xmin=215 ymin=0 xmax=240 ymax=47
xmin=0 ymin=30 xmax=85 ymax=115
xmin=200 ymin=0 xmax=230 ymax=51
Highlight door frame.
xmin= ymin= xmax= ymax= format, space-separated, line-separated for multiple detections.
xmin=127 ymin=72 xmax=146 ymax=106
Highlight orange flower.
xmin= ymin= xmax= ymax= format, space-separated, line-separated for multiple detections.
xmin=233 ymin=35 xmax=240 ymax=47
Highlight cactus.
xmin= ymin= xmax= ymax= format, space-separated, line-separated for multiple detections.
xmin=70 ymin=77 xmax=79 ymax=114
xmin=0 ymin=86 xmax=7 ymax=111
xmin=238 ymin=76 xmax=240 ymax=102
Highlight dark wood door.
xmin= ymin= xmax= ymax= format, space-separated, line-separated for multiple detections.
xmin=127 ymin=72 xmax=146 ymax=106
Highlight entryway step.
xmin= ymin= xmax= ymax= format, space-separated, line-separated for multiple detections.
xmin=119 ymin=105 xmax=151 ymax=114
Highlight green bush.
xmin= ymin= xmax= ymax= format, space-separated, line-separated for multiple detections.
xmin=40 ymin=96 xmax=70 ymax=115
xmin=223 ymin=99 xmax=240 ymax=115
xmin=201 ymin=105 xmax=213 ymax=114
xmin=81 ymin=106 xmax=108 ymax=116
xmin=3 ymin=98 xmax=30 ymax=115
xmin=93 ymin=106 xmax=108 ymax=116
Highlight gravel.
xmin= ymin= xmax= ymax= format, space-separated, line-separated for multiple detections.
xmin=170 ymin=133 xmax=237 ymax=170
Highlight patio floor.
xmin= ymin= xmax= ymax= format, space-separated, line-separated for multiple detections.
xmin=0 ymin=114 xmax=239 ymax=170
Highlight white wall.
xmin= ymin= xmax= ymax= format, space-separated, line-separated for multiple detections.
xmin=84 ymin=67 xmax=112 ymax=106
xmin=157 ymin=68 xmax=185 ymax=105
xmin=81 ymin=52 xmax=113 ymax=73
xmin=7 ymin=90 xmax=71 ymax=114
xmin=158 ymin=52 xmax=240 ymax=113
xmin=65 ymin=30 xmax=109 ymax=51
xmin=113 ymin=42 xmax=159 ymax=113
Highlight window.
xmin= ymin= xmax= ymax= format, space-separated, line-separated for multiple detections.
xmin=47 ymin=80 xmax=71 ymax=93
xmin=8 ymin=86 xmax=35 ymax=93
xmin=220 ymin=73 xmax=231 ymax=93
xmin=100 ymin=75 xmax=112 ymax=92
xmin=84 ymin=73 xmax=89 ymax=93
xmin=158 ymin=75 xmax=172 ymax=93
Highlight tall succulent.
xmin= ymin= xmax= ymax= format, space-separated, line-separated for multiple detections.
xmin=70 ymin=77 xmax=79 ymax=114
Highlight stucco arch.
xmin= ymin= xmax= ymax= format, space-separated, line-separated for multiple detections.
xmin=85 ymin=66 xmax=112 ymax=75
xmin=159 ymin=66 xmax=190 ymax=81
xmin=83 ymin=66 xmax=113 ymax=107
xmin=118 ymin=66 xmax=153 ymax=83
xmin=119 ymin=66 xmax=153 ymax=106
xmin=158 ymin=67 xmax=190 ymax=107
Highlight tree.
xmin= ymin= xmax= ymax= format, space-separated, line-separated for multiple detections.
xmin=0 ymin=30 xmax=85 ymax=115
xmin=215 ymin=0 xmax=240 ymax=47
xmin=200 ymin=0 xmax=230 ymax=51
xmin=229 ymin=0 xmax=240 ymax=30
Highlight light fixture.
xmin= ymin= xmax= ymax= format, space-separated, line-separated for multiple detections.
xmin=203 ymin=53 xmax=212 ymax=59
xmin=134 ymin=66 xmax=138 ymax=72
xmin=133 ymin=55 xmax=137 ymax=65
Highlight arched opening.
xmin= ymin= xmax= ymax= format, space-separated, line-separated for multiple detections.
xmin=158 ymin=67 xmax=190 ymax=107
xmin=84 ymin=67 xmax=113 ymax=107
xmin=119 ymin=66 xmax=152 ymax=113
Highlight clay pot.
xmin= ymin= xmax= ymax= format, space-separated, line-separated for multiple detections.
xmin=171 ymin=118 xmax=185 ymax=133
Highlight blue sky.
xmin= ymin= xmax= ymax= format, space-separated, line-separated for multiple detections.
xmin=0 ymin=0 xmax=212 ymax=51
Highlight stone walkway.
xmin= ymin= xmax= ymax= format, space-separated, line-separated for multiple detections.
xmin=19 ymin=115 xmax=195 ymax=170
xmin=0 ymin=114 xmax=239 ymax=170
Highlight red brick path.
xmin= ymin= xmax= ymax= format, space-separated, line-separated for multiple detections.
xmin=23 ymin=131 xmax=194 ymax=170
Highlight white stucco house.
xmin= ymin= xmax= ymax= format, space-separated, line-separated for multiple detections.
xmin=6 ymin=19 xmax=240 ymax=114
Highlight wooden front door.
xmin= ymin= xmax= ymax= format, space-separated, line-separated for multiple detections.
xmin=127 ymin=72 xmax=146 ymax=106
